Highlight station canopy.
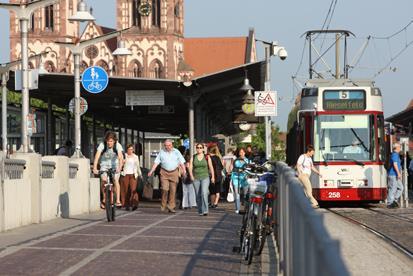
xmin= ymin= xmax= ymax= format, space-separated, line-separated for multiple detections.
xmin=7 ymin=61 xmax=265 ymax=135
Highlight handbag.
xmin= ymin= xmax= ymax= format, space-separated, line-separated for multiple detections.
xmin=142 ymin=180 xmax=153 ymax=200
xmin=227 ymin=183 xmax=234 ymax=202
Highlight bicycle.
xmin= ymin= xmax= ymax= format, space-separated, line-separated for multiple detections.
xmin=101 ymin=168 xmax=117 ymax=222
xmin=87 ymin=81 xmax=103 ymax=91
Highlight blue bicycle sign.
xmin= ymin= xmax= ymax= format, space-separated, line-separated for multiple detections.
xmin=81 ymin=66 xmax=109 ymax=94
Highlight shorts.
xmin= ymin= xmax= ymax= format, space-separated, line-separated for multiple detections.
xmin=100 ymin=171 xmax=120 ymax=182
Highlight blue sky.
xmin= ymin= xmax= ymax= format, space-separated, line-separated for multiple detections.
xmin=1 ymin=0 xmax=412 ymax=131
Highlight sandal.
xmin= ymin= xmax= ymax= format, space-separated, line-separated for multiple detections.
xmin=116 ymin=202 xmax=122 ymax=208
xmin=100 ymin=202 xmax=106 ymax=209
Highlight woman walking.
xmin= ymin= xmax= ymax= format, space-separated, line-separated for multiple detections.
xmin=231 ymin=148 xmax=250 ymax=214
xmin=182 ymin=153 xmax=197 ymax=209
xmin=208 ymin=145 xmax=224 ymax=208
xmin=189 ymin=143 xmax=215 ymax=216
xmin=121 ymin=144 xmax=142 ymax=211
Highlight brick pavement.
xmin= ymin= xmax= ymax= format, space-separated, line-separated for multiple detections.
xmin=0 ymin=203 xmax=244 ymax=276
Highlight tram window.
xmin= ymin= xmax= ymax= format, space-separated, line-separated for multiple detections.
xmin=314 ymin=114 xmax=374 ymax=162
xmin=377 ymin=115 xmax=385 ymax=161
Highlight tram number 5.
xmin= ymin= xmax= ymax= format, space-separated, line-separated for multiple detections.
xmin=328 ymin=192 xmax=341 ymax=199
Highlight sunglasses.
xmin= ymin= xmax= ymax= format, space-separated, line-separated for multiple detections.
xmin=196 ymin=147 xmax=203 ymax=149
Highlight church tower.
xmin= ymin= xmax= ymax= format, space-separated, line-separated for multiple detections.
xmin=116 ymin=0 xmax=184 ymax=79
xmin=9 ymin=0 xmax=80 ymax=72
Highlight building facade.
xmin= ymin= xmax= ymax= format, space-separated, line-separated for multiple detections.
xmin=10 ymin=0 xmax=185 ymax=80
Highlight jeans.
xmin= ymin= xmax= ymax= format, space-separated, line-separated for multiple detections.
xmin=182 ymin=183 xmax=197 ymax=208
xmin=193 ymin=178 xmax=210 ymax=214
xmin=387 ymin=175 xmax=403 ymax=205
xmin=233 ymin=184 xmax=246 ymax=211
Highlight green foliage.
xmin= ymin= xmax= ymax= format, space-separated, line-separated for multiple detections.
xmin=237 ymin=122 xmax=286 ymax=161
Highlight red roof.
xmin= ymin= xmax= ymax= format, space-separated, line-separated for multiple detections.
xmin=184 ymin=37 xmax=248 ymax=77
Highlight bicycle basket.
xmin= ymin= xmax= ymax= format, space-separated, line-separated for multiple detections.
xmin=247 ymin=179 xmax=267 ymax=195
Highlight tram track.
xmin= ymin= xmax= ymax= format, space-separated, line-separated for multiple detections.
xmin=326 ymin=208 xmax=413 ymax=259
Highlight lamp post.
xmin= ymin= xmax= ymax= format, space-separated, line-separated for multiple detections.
xmin=0 ymin=0 xmax=60 ymax=153
xmin=256 ymin=39 xmax=288 ymax=160
xmin=56 ymin=29 xmax=131 ymax=158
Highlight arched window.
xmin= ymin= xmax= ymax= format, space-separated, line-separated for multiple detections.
xmin=96 ymin=60 xmax=109 ymax=74
xmin=80 ymin=61 xmax=88 ymax=74
xmin=44 ymin=61 xmax=56 ymax=73
xmin=149 ymin=59 xmax=163 ymax=79
xmin=132 ymin=0 xmax=141 ymax=28
xmin=152 ymin=0 xmax=161 ymax=27
xmin=128 ymin=60 xmax=143 ymax=78
xmin=44 ymin=5 xmax=54 ymax=31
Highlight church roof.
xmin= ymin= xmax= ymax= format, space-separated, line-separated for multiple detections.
xmin=95 ymin=25 xmax=118 ymax=53
xmin=184 ymin=36 xmax=252 ymax=77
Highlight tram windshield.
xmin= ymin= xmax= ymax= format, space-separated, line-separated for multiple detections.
xmin=314 ymin=114 xmax=376 ymax=162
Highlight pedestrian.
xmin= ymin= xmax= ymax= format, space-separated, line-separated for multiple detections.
xmin=148 ymin=139 xmax=186 ymax=213
xmin=231 ymin=148 xmax=250 ymax=214
xmin=189 ymin=143 xmax=215 ymax=216
xmin=222 ymin=148 xmax=236 ymax=198
xmin=120 ymin=144 xmax=142 ymax=211
xmin=208 ymin=145 xmax=224 ymax=208
xmin=387 ymin=143 xmax=404 ymax=208
xmin=55 ymin=140 xmax=73 ymax=156
xmin=296 ymin=145 xmax=322 ymax=208
xmin=93 ymin=131 xmax=124 ymax=209
xmin=245 ymin=144 xmax=254 ymax=160
xmin=182 ymin=153 xmax=197 ymax=209
xmin=176 ymin=145 xmax=186 ymax=209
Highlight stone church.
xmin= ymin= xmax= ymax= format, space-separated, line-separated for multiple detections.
xmin=9 ymin=0 xmax=256 ymax=81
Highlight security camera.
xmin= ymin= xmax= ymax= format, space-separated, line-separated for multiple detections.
xmin=278 ymin=47 xmax=288 ymax=60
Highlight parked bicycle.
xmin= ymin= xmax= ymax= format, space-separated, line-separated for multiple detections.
xmin=101 ymin=168 xmax=117 ymax=222
xmin=238 ymin=162 xmax=276 ymax=264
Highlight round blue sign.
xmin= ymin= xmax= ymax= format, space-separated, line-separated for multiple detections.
xmin=81 ymin=66 xmax=109 ymax=94
xmin=183 ymin=138 xmax=190 ymax=150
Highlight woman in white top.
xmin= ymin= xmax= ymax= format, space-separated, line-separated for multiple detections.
xmin=121 ymin=144 xmax=142 ymax=211
xmin=296 ymin=145 xmax=322 ymax=208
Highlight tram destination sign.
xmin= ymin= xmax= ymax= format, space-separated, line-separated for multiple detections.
xmin=323 ymin=90 xmax=366 ymax=111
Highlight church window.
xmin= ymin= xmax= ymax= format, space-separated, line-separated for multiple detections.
xmin=152 ymin=0 xmax=161 ymax=27
xmin=132 ymin=0 xmax=142 ymax=28
xmin=149 ymin=59 xmax=163 ymax=78
xmin=96 ymin=60 xmax=110 ymax=74
xmin=129 ymin=60 xmax=143 ymax=78
xmin=45 ymin=5 xmax=54 ymax=31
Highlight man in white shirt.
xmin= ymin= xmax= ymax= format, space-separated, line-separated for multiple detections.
xmin=343 ymin=139 xmax=363 ymax=154
xmin=297 ymin=145 xmax=322 ymax=208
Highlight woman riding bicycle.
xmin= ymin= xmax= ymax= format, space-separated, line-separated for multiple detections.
xmin=93 ymin=131 xmax=124 ymax=209
xmin=231 ymin=148 xmax=250 ymax=214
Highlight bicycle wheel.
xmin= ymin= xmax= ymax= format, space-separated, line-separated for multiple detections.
xmin=255 ymin=202 xmax=269 ymax=255
xmin=246 ymin=214 xmax=257 ymax=265
xmin=105 ymin=186 xmax=112 ymax=222
xmin=111 ymin=191 xmax=116 ymax=221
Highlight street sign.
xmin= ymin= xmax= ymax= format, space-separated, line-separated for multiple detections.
xmin=125 ymin=90 xmax=165 ymax=106
xmin=81 ymin=66 xmax=109 ymax=94
xmin=15 ymin=70 xmax=39 ymax=90
xmin=69 ymin=97 xmax=88 ymax=116
xmin=255 ymin=91 xmax=277 ymax=117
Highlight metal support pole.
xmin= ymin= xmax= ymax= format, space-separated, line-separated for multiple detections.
xmin=335 ymin=34 xmax=340 ymax=79
xmin=1 ymin=73 xmax=7 ymax=155
xmin=189 ymin=96 xmax=195 ymax=157
xmin=92 ymin=115 xmax=96 ymax=154
xmin=20 ymin=19 xmax=30 ymax=153
xmin=72 ymin=53 xmax=83 ymax=157
xmin=47 ymin=97 xmax=52 ymax=155
xmin=142 ymin=132 xmax=145 ymax=168
xmin=265 ymin=45 xmax=272 ymax=160
xmin=309 ymin=36 xmax=313 ymax=79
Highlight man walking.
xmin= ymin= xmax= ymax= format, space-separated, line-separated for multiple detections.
xmin=387 ymin=143 xmax=404 ymax=208
xmin=148 ymin=139 xmax=186 ymax=213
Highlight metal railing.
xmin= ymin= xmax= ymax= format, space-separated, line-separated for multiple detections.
xmin=69 ymin=163 xmax=79 ymax=179
xmin=41 ymin=161 xmax=56 ymax=179
xmin=274 ymin=162 xmax=349 ymax=276
xmin=4 ymin=159 xmax=26 ymax=180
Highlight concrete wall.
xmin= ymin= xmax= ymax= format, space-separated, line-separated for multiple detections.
xmin=89 ymin=178 xmax=101 ymax=212
xmin=68 ymin=158 xmax=90 ymax=216
xmin=3 ymin=179 xmax=32 ymax=231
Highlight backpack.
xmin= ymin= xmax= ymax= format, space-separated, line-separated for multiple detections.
xmin=101 ymin=142 xmax=119 ymax=155
xmin=54 ymin=146 xmax=64 ymax=155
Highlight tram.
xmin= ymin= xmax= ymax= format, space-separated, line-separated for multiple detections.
xmin=286 ymin=30 xmax=387 ymax=202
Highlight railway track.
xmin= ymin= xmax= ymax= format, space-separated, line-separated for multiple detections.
xmin=326 ymin=207 xmax=413 ymax=259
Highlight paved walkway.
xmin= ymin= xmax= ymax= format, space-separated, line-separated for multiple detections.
xmin=321 ymin=209 xmax=413 ymax=276
xmin=0 ymin=203 xmax=244 ymax=275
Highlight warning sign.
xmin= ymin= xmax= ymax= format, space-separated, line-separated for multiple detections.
xmin=255 ymin=91 xmax=277 ymax=117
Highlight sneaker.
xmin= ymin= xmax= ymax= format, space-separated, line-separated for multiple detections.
xmin=199 ymin=213 xmax=203 ymax=216
xmin=161 ymin=206 xmax=167 ymax=212
xmin=167 ymin=206 xmax=176 ymax=213
xmin=235 ymin=210 xmax=239 ymax=214
xmin=387 ymin=202 xmax=397 ymax=209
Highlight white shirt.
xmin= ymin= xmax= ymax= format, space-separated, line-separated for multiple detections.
xmin=297 ymin=154 xmax=313 ymax=176
xmin=121 ymin=153 xmax=142 ymax=178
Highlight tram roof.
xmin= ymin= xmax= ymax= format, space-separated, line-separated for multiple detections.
xmin=6 ymin=61 xmax=265 ymax=136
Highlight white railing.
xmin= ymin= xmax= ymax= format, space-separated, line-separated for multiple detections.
xmin=69 ymin=163 xmax=79 ymax=179
xmin=4 ymin=159 xmax=26 ymax=180
xmin=274 ymin=162 xmax=349 ymax=276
